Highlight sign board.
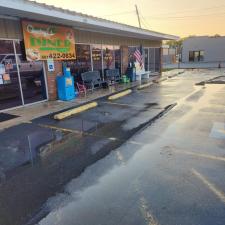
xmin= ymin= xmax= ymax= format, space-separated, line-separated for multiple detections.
xmin=47 ymin=58 xmax=55 ymax=72
xmin=22 ymin=20 xmax=76 ymax=61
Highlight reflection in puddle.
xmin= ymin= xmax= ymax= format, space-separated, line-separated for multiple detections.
xmin=210 ymin=122 xmax=225 ymax=140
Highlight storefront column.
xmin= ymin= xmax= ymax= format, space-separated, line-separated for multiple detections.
xmin=44 ymin=61 xmax=62 ymax=101
xmin=121 ymin=46 xmax=128 ymax=74
xmin=160 ymin=47 xmax=163 ymax=75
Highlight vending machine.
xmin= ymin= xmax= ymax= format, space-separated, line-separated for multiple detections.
xmin=56 ymin=67 xmax=75 ymax=101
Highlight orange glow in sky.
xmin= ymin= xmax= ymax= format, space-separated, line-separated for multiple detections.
xmin=36 ymin=0 xmax=225 ymax=38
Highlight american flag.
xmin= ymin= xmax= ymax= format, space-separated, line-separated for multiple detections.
xmin=134 ymin=49 xmax=144 ymax=69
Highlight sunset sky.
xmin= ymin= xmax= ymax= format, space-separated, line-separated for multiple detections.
xmin=36 ymin=0 xmax=225 ymax=38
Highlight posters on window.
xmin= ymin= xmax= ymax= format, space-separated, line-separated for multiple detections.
xmin=3 ymin=73 xmax=11 ymax=84
xmin=0 ymin=64 xmax=5 ymax=74
xmin=4 ymin=60 xmax=13 ymax=70
xmin=0 ymin=74 xmax=3 ymax=85
xmin=0 ymin=64 xmax=10 ymax=85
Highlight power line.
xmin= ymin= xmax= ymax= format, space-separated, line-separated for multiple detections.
xmin=147 ymin=11 xmax=225 ymax=20
xmin=103 ymin=10 xmax=135 ymax=17
xmin=149 ymin=4 xmax=225 ymax=17
xmin=139 ymin=13 xmax=151 ymax=29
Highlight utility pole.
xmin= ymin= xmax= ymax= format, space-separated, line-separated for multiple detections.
xmin=135 ymin=4 xmax=141 ymax=28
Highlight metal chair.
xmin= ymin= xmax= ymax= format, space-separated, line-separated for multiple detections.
xmin=76 ymin=82 xmax=87 ymax=97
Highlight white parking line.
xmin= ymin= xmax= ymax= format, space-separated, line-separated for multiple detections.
xmin=139 ymin=197 xmax=159 ymax=225
xmin=102 ymin=101 xmax=144 ymax=108
xmin=174 ymin=149 xmax=225 ymax=162
xmin=192 ymin=169 xmax=225 ymax=204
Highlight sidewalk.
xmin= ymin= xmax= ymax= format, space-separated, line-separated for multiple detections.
xmin=163 ymin=62 xmax=225 ymax=69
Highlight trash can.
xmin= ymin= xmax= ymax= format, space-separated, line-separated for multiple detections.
xmin=56 ymin=68 xmax=76 ymax=101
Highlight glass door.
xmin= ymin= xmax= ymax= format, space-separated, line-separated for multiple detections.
xmin=92 ymin=44 xmax=103 ymax=77
xmin=114 ymin=46 xmax=121 ymax=74
xmin=0 ymin=40 xmax=23 ymax=110
xmin=149 ymin=48 xmax=155 ymax=72
xmin=15 ymin=40 xmax=47 ymax=105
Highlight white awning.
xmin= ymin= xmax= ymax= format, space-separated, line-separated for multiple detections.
xmin=0 ymin=0 xmax=179 ymax=41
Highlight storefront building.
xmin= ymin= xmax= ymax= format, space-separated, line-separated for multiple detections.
xmin=0 ymin=0 xmax=178 ymax=111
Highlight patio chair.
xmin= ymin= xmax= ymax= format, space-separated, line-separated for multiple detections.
xmin=104 ymin=69 xmax=121 ymax=85
xmin=76 ymin=82 xmax=87 ymax=97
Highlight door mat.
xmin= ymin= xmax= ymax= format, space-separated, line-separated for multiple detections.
xmin=0 ymin=113 xmax=19 ymax=122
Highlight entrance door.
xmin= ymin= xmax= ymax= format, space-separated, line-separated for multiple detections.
xmin=15 ymin=41 xmax=47 ymax=105
xmin=149 ymin=48 xmax=155 ymax=72
xmin=0 ymin=40 xmax=23 ymax=110
xmin=92 ymin=44 xmax=103 ymax=77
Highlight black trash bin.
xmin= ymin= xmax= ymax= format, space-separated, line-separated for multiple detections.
xmin=126 ymin=67 xmax=136 ymax=82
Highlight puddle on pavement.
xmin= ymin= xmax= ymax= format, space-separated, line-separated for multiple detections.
xmin=210 ymin=122 xmax=225 ymax=140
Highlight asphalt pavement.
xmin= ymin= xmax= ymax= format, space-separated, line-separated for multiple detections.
xmin=0 ymin=69 xmax=225 ymax=225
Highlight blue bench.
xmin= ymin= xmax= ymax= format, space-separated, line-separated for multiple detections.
xmin=105 ymin=69 xmax=121 ymax=85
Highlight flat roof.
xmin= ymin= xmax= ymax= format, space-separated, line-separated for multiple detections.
xmin=0 ymin=0 xmax=179 ymax=41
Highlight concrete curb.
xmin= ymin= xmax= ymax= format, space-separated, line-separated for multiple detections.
xmin=108 ymin=89 xmax=132 ymax=100
xmin=30 ymin=78 xmax=159 ymax=124
xmin=168 ymin=71 xmax=185 ymax=78
xmin=137 ymin=82 xmax=153 ymax=90
xmin=54 ymin=102 xmax=98 ymax=120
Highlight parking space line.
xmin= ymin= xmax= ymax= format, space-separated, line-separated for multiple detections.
xmin=139 ymin=197 xmax=159 ymax=225
xmin=174 ymin=149 xmax=225 ymax=162
xmin=38 ymin=124 xmax=82 ymax=134
xmin=192 ymin=169 xmax=225 ymax=204
xmin=102 ymin=101 xmax=144 ymax=108
xmin=38 ymin=123 xmax=145 ymax=146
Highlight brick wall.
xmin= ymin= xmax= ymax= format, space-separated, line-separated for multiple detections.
xmin=44 ymin=60 xmax=63 ymax=100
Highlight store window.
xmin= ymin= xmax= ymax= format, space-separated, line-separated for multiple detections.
xmin=129 ymin=47 xmax=161 ymax=73
xmin=66 ymin=44 xmax=91 ymax=79
xmin=103 ymin=45 xmax=114 ymax=70
xmin=15 ymin=40 xmax=47 ymax=105
xmin=0 ymin=40 xmax=22 ymax=110
xmin=189 ymin=51 xmax=204 ymax=62
xmin=155 ymin=48 xmax=161 ymax=72
xmin=149 ymin=48 xmax=155 ymax=72
xmin=199 ymin=51 xmax=204 ymax=61
xmin=194 ymin=51 xmax=199 ymax=62
xmin=114 ymin=46 xmax=121 ymax=74
xmin=92 ymin=44 xmax=103 ymax=76
xmin=189 ymin=51 xmax=194 ymax=62
xmin=128 ymin=46 xmax=138 ymax=66
xmin=144 ymin=48 xmax=149 ymax=71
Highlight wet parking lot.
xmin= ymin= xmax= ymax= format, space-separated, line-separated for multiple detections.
xmin=0 ymin=69 xmax=225 ymax=225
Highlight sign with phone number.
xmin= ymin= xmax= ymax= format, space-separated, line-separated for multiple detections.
xmin=42 ymin=53 xmax=76 ymax=60
xmin=22 ymin=20 xmax=76 ymax=61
